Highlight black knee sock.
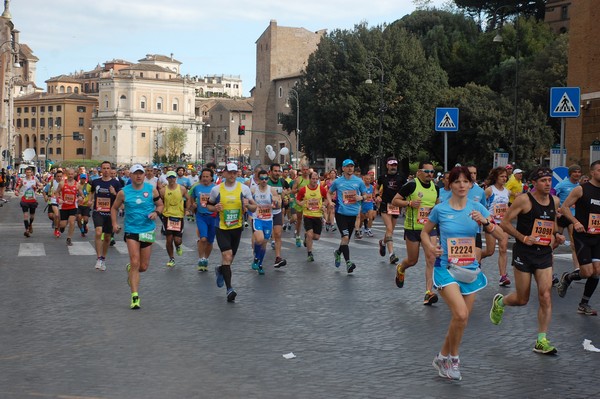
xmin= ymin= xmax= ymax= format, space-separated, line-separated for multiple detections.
xmin=339 ymin=244 xmax=350 ymax=262
xmin=24 ymin=220 xmax=29 ymax=229
xmin=363 ymin=219 xmax=368 ymax=229
xmin=581 ymin=276 xmax=599 ymax=305
xmin=29 ymin=217 xmax=34 ymax=226
xmin=221 ymin=265 xmax=232 ymax=289
xmin=566 ymin=269 xmax=581 ymax=283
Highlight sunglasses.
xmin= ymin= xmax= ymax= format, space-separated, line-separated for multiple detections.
xmin=421 ymin=169 xmax=435 ymax=174
xmin=259 ymin=176 xmax=269 ymax=181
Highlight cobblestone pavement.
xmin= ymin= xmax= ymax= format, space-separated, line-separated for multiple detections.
xmin=0 ymin=192 xmax=598 ymax=399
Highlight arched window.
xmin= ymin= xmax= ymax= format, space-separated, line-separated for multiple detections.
xmin=74 ymin=87 xmax=79 ymax=94
xmin=156 ymin=97 xmax=163 ymax=111
xmin=278 ymin=87 xmax=283 ymax=98
xmin=119 ymin=94 xmax=127 ymax=110
xmin=59 ymin=86 xmax=65 ymax=93
xmin=140 ymin=96 xmax=147 ymax=110
xmin=172 ymin=98 xmax=179 ymax=112
xmin=67 ymin=87 xmax=72 ymax=93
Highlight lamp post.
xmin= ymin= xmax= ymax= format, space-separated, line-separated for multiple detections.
xmin=2 ymin=40 xmax=20 ymax=169
xmin=365 ymin=56 xmax=385 ymax=178
xmin=493 ymin=6 xmax=519 ymax=165
xmin=287 ymin=88 xmax=300 ymax=169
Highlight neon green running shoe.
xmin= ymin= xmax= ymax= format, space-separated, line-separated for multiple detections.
xmin=533 ymin=338 xmax=557 ymax=355
xmin=130 ymin=293 xmax=140 ymax=310
xmin=176 ymin=246 xmax=183 ymax=256
xmin=490 ymin=293 xmax=504 ymax=325
xmin=166 ymin=258 xmax=176 ymax=268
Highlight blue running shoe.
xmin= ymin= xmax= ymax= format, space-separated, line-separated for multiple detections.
xmin=215 ymin=266 xmax=224 ymax=288
xmin=334 ymin=250 xmax=341 ymax=268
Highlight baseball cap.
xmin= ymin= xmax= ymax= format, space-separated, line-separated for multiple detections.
xmin=80 ymin=174 xmax=87 ymax=179
xmin=505 ymin=164 xmax=513 ymax=170
xmin=387 ymin=157 xmax=398 ymax=165
xmin=129 ymin=164 xmax=144 ymax=173
xmin=513 ymin=168 xmax=523 ymax=174
xmin=166 ymin=171 xmax=177 ymax=178
xmin=342 ymin=159 xmax=355 ymax=167
xmin=225 ymin=162 xmax=238 ymax=172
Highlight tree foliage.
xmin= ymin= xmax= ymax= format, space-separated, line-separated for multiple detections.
xmin=163 ymin=127 xmax=188 ymax=164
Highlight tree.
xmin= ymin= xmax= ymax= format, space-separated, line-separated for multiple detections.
xmin=163 ymin=127 xmax=188 ymax=164
xmin=453 ymin=0 xmax=547 ymax=25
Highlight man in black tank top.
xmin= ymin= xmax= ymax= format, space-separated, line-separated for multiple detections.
xmin=375 ymin=157 xmax=406 ymax=264
xmin=557 ymin=160 xmax=600 ymax=316
xmin=492 ymin=167 xmax=563 ymax=355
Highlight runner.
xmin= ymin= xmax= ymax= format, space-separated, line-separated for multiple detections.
xmin=292 ymin=164 xmax=311 ymax=247
xmin=481 ymin=167 xmax=511 ymax=286
xmin=207 ymin=163 xmax=257 ymax=302
xmin=55 ymin=168 xmax=79 ymax=246
xmin=76 ymin=173 xmax=92 ymax=237
xmin=392 ymin=161 xmax=440 ymax=305
xmin=556 ymin=160 xmax=600 ymax=316
xmin=423 ymin=166 xmax=502 ymax=380
xmin=491 ymin=167 xmax=563 ymax=354
xmin=111 ymin=164 xmax=164 ymax=309
xmin=14 ymin=167 xmax=42 ymax=237
xmin=324 ymin=170 xmax=338 ymax=232
xmin=159 ymin=171 xmax=191 ymax=268
xmin=267 ymin=163 xmax=290 ymax=268
xmin=359 ymin=172 xmax=377 ymax=237
xmin=506 ymin=167 xmax=524 ymax=205
xmin=250 ymin=169 xmax=280 ymax=274
xmin=43 ymin=169 xmax=62 ymax=236
xmin=191 ymin=168 xmax=217 ymax=271
xmin=297 ymin=171 xmax=330 ymax=262
xmin=327 ymin=159 xmax=367 ymax=273
xmin=89 ymin=161 xmax=122 ymax=271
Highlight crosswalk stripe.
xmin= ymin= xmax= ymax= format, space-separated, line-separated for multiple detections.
xmin=112 ymin=241 xmax=129 ymax=255
xmin=18 ymin=243 xmax=46 ymax=257
xmin=67 ymin=241 xmax=97 ymax=256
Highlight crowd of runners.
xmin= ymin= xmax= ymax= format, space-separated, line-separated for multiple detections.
xmin=7 ymin=157 xmax=600 ymax=381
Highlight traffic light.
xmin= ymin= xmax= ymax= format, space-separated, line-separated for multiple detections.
xmin=238 ymin=125 xmax=245 ymax=135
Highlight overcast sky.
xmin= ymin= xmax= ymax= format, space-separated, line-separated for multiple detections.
xmin=9 ymin=0 xmax=449 ymax=96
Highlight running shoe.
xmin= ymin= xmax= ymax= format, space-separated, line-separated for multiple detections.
xmin=271 ymin=240 xmax=275 ymax=250
xmin=54 ymin=229 xmax=60 ymax=238
xmin=66 ymin=237 xmax=73 ymax=246
xmin=330 ymin=225 xmax=337 ymax=232
xmin=244 ymin=221 xmax=249 ymax=228
xmin=354 ymin=231 xmax=362 ymax=240
xmin=226 ymin=288 xmax=237 ymax=302
xmin=577 ymin=303 xmax=598 ymax=316
xmin=365 ymin=229 xmax=374 ymax=237
xmin=552 ymin=273 xmax=559 ymax=287
xmin=99 ymin=259 xmax=106 ymax=272
xmin=130 ymin=294 xmax=140 ymax=310
xmin=389 ymin=254 xmax=399 ymax=264
xmin=258 ymin=266 xmax=265 ymax=275
xmin=273 ymin=257 xmax=287 ymax=268
xmin=251 ymin=258 xmax=260 ymax=270
xmin=176 ymin=246 xmax=183 ymax=256
xmin=24 ymin=231 xmax=30 ymax=238
xmin=95 ymin=258 xmax=103 ymax=270
xmin=423 ymin=290 xmax=438 ymax=305
xmin=432 ymin=356 xmax=448 ymax=379
xmin=325 ymin=224 xmax=330 ymax=232
xmin=197 ymin=259 xmax=208 ymax=272
xmin=295 ymin=236 xmax=302 ymax=247
xmin=346 ymin=260 xmax=356 ymax=273
xmin=215 ymin=266 xmax=224 ymax=288
xmin=334 ymin=250 xmax=341 ymax=268
xmin=378 ymin=239 xmax=386 ymax=257
xmin=489 ymin=293 xmax=504 ymax=325
xmin=110 ymin=237 xmax=116 ymax=246
xmin=447 ymin=358 xmax=462 ymax=381
xmin=166 ymin=258 xmax=176 ymax=268
xmin=395 ymin=265 xmax=405 ymax=288
xmin=556 ymin=272 xmax=571 ymax=298
xmin=28 ymin=225 xmax=33 ymax=234
xmin=533 ymin=338 xmax=557 ymax=355
xmin=499 ymin=274 xmax=511 ymax=286
xmin=307 ymin=253 xmax=314 ymax=262
xmin=126 ymin=263 xmax=131 ymax=287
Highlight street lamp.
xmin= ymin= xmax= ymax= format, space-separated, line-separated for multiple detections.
xmin=365 ymin=56 xmax=385 ymax=178
xmin=2 ymin=40 xmax=21 ymax=169
xmin=286 ymin=88 xmax=300 ymax=169
xmin=493 ymin=6 xmax=520 ymax=165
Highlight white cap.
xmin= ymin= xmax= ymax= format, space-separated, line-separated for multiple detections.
xmin=129 ymin=164 xmax=145 ymax=173
xmin=225 ymin=162 xmax=238 ymax=172
xmin=513 ymin=168 xmax=523 ymax=174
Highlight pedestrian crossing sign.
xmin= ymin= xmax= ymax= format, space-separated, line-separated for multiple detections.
xmin=435 ymin=108 xmax=459 ymax=132
xmin=550 ymin=87 xmax=580 ymax=118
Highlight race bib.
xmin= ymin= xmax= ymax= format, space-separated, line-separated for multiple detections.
xmin=64 ymin=193 xmax=76 ymax=204
xmin=588 ymin=213 xmax=600 ymax=234
xmin=167 ymin=217 xmax=182 ymax=232
xmin=139 ymin=231 xmax=156 ymax=243
xmin=447 ymin=237 xmax=476 ymax=266
xmin=387 ymin=204 xmax=400 ymax=215
xmin=493 ymin=203 xmax=508 ymax=220
xmin=342 ymin=190 xmax=357 ymax=204
xmin=417 ymin=207 xmax=432 ymax=224
xmin=223 ymin=209 xmax=241 ymax=227
xmin=96 ymin=197 xmax=111 ymax=212
xmin=257 ymin=205 xmax=272 ymax=220
xmin=24 ymin=189 xmax=35 ymax=200
xmin=200 ymin=193 xmax=210 ymax=207
xmin=307 ymin=198 xmax=320 ymax=211
xmin=531 ymin=218 xmax=553 ymax=245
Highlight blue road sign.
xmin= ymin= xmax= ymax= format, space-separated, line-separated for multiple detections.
xmin=550 ymin=87 xmax=580 ymax=118
xmin=435 ymin=108 xmax=459 ymax=132
xmin=552 ymin=166 xmax=569 ymax=188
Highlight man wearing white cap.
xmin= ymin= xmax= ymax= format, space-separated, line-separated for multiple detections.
xmin=207 ymin=163 xmax=257 ymax=302
xmin=506 ymin=168 xmax=524 ymax=205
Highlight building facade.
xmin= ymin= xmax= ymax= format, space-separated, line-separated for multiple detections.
xmin=545 ymin=0 xmax=571 ymax=34
xmin=92 ymin=55 xmax=199 ymax=166
xmin=252 ymin=20 xmax=325 ymax=166
xmin=191 ymin=74 xmax=243 ymax=98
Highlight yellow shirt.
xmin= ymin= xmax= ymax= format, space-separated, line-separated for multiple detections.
xmin=219 ymin=182 xmax=243 ymax=230
xmin=505 ymin=175 xmax=523 ymax=204
xmin=163 ymin=184 xmax=185 ymax=218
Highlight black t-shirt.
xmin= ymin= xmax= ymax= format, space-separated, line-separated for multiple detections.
xmin=377 ymin=173 xmax=406 ymax=203
xmin=91 ymin=178 xmax=122 ymax=215
xmin=575 ymin=182 xmax=600 ymax=234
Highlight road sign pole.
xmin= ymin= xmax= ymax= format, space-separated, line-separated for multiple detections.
xmin=444 ymin=131 xmax=448 ymax=172
xmin=559 ymin=117 xmax=566 ymax=166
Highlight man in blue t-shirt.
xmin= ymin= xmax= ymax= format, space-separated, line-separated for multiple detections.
xmin=554 ymin=164 xmax=582 ymax=269
xmin=327 ymin=159 xmax=367 ymax=273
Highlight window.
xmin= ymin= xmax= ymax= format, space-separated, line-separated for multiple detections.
xmin=48 ymin=117 xmax=53 ymax=127
xmin=104 ymin=95 xmax=109 ymax=108
xmin=59 ymin=86 xmax=65 ymax=93
xmin=74 ymin=87 xmax=79 ymax=94
xmin=16 ymin=119 xmax=21 ymax=128
xmin=79 ymin=118 xmax=84 ymax=127
xmin=49 ymin=134 xmax=53 ymax=140
xmin=141 ymin=132 xmax=146 ymax=138
xmin=31 ymin=118 xmax=36 ymax=128
xmin=24 ymin=107 xmax=29 ymax=113
xmin=77 ymin=106 xmax=85 ymax=113
xmin=40 ymin=147 xmax=45 ymax=155
xmin=278 ymin=87 xmax=283 ymax=98
xmin=40 ymin=134 xmax=45 ymax=141
xmin=40 ymin=106 xmax=45 ymax=113
xmin=48 ymin=148 xmax=53 ymax=155
xmin=140 ymin=72 xmax=144 ymax=78
xmin=24 ymin=119 xmax=29 ymax=128
xmin=31 ymin=106 xmax=36 ymax=113
xmin=277 ymin=112 xmax=284 ymax=124
xmin=57 ymin=134 xmax=62 ymax=141
xmin=561 ymin=5 xmax=568 ymax=19
xmin=156 ymin=97 xmax=163 ymax=110
xmin=56 ymin=117 xmax=62 ymax=127
xmin=76 ymin=148 xmax=85 ymax=155
xmin=48 ymin=105 xmax=53 ymax=112
xmin=67 ymin=87 xmax=72 ymax=93
xmin=242 ymin=114 xmax=246 ymax=121
xmin=17 ymin=107 xmax=21 ymax=114
xmin=56 ymin=148 xmax=61 ymax=155
xmin=57 ymin=105 xmax=62 ymax=111
xmin=140 ymin=96 xmax=146 ymax=109
xmin=103 ymin=129 xmax=107 ymax=142
xmin=40 ymin=118 xmax=45 ymax=128
xmin=234 ymin=84 xmax=239 ymax=89
xmin=226 ymin=83 xmax=231 ymax=88
xmin=172 ymin=98 xmax=179 ymax=111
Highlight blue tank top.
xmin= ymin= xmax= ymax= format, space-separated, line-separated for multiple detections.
xmin=192 ymin=183 xmax=216 ymax=215
xmin=123 ymin=183 xmax=156 ymax=233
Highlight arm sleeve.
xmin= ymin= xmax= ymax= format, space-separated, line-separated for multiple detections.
xmin=398 ymin=181 xmax=416 ymax=198
xmin=320 ymin=185 xmax=328 ymax=197
xmin=241 ymin=184 xmax=253 ymax=200
xmin=208 ymin=185 xmax=220 ymax=204
xmin=296 ymin=187 xmax=306 ymax=201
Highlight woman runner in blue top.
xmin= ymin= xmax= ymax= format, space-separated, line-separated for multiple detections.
xmin=421 ymin=166 xmax=504 ymax=381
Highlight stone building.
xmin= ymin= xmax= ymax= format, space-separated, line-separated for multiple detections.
xmin=252 ymin=20 xmax=325 ymax=167
xmin=545 ymin=0 xmax=571 ymax=34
